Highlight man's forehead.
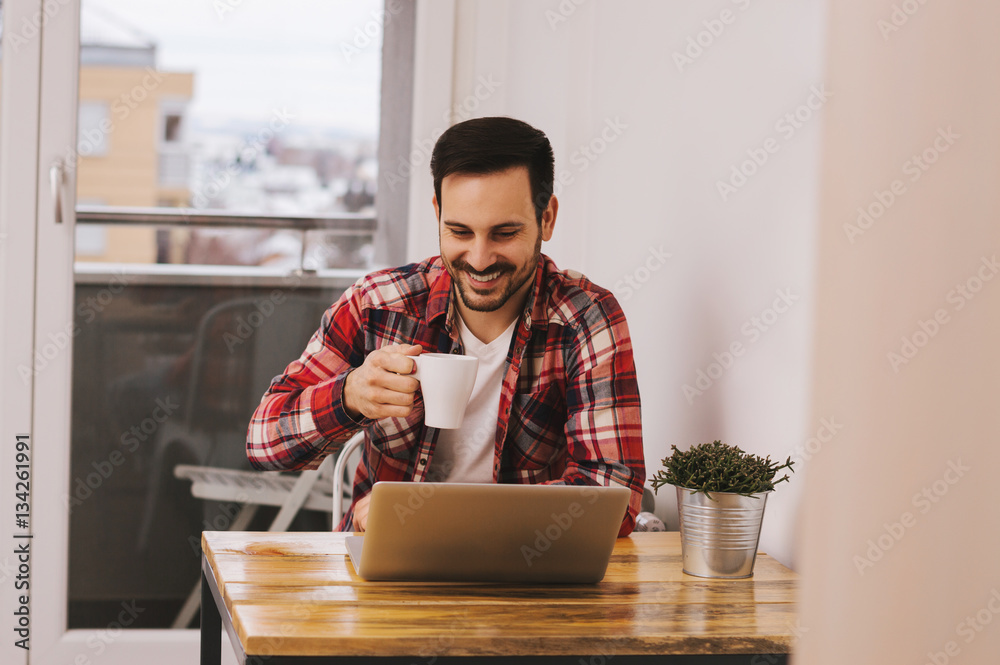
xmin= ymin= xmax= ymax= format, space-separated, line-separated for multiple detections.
xmin=441 ymin=166 xmax=531 ymax=190
xmin=439 ymin=167 xmax=535 ymax=219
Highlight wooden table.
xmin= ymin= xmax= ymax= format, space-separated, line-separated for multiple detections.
xmin=201 ymin=531 xmax=798 ymax=664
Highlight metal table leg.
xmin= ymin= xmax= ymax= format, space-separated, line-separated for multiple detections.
xmin=201 ymin=558 xmax=222 ymax=665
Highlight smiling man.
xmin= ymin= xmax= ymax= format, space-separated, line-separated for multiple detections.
xmin=247 ymin=117 xmax=645 ymax=536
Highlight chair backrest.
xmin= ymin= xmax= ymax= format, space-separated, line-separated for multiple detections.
xmin=182 ymin=295 xmax=325 ymax=467
xmin=333 ymin=433 xmax=365 ymax=527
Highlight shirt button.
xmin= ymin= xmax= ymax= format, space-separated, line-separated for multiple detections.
xmin=418 ymin=458 xmax=427 ymax=466
xmin=451 ymin=348 xmax=460 ymax=354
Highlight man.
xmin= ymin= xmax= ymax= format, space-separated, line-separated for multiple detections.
xmin=247 ymin=117 xmax=644 ymax=535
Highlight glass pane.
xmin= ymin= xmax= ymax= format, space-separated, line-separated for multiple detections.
xmin=75 ymin=0 xmax=381 ymax=267
xmin=69 ymin=0 xmax=383 ymax=629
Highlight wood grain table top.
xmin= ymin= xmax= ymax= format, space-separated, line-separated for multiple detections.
xmin=201 ymin=531 xmax=798 ymax=658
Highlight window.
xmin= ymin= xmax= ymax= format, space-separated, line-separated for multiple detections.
xmin=163 ymin=113 xmax=181 ymax=143
xmin=78 ymin=101 xmax=111 ymax=157
xmin=67 ymin=0 xmax=413 ymax=631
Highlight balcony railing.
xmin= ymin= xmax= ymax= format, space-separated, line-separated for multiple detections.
xmin=75 ymin=205 xmax=378 ymax=286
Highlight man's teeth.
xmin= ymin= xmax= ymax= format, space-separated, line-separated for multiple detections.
xmin=469 ymin=271 xmax=500 ymax=282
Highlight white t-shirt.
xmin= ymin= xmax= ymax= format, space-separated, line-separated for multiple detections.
xmin=426 ymin=315 xmax=518 ymax=483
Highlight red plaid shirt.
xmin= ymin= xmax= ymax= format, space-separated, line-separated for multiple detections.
xmin=247 ymin=254 xmax=645 ymax=535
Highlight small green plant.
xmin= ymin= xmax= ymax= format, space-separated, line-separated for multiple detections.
xmin=650 ymin=440 xmax=794 ymax=497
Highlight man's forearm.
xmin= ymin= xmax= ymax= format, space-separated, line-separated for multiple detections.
xmin=246 ymin=371 xmax=365 ymax=471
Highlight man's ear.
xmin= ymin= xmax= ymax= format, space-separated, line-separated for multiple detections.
xmin=432 ymin=193 xmax=440 ymax=220
xmin=540 ymin=195 xmax=558 ymax=242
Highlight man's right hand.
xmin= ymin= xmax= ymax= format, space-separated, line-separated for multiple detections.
xmin=352 ymin=494 xmax=372 ymax=532
xmin=342 ymin=343 xmax=422 ymax=421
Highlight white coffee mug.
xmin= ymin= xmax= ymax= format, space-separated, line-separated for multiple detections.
xmin=411 ymin=353 xmax=479 ymax=429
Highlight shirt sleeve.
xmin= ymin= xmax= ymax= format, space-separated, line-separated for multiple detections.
xmin=246 ymin=278 xmax=372 ymax=471
xmin=557 ymin=293 xmax=646 ymax=537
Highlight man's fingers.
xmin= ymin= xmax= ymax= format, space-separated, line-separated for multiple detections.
xmin=358 ymin=387 xmax=413 ymax=417
xmin=369 ymin=404 xmax=413 ymax=419
xmin=380 ymin=372 xmax=419 ymax=394
xmin=380 ymin=343 xmax=422 ymax=356
xmin=378 ymin=351 xmax=420 ymax=375
xmin=370 ymin=348 xmax=400 ymax=370
xmin=350 ymin=345 xmax=425 ymax=420
xmin=370 ymin=387 xmax=415 ymax=407
xmin=375 ymin=344 xmax=422 ymax=366
xmin=358 ymin=368 xmax=417 ymax=396
xmin=353 ymin=494 xmax=371 ymax=532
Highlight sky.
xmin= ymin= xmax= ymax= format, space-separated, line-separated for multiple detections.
xmin=87 ymin=0 xmax=384 ymax=137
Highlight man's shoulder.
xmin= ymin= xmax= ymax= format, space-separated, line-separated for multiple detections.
xmin=538 ymin=255 xmax=623 ymax=328
xmin=353 ymin=257 xmax=446 ymax=311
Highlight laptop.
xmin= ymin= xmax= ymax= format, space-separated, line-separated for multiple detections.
xmin=345 ymin=481 xmax=630 ymax=583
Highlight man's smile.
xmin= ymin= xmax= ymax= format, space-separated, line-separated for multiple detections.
xmin=465 ymin=269 xmax=504 ymax=288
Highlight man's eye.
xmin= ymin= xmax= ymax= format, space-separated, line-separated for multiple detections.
xmin=495 ymin=231 xmax=517 ymax=239
xmin=451 ymin=230 xmax=472 ymax=237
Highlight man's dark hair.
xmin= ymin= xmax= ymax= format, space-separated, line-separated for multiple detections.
xmin=430 ymin=117 xmax=555 ymax=224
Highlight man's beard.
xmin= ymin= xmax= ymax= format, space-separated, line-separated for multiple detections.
xmin=445 ymin=238 xmax=540 ymax=313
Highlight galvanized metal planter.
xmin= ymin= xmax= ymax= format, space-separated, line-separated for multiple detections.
xmin=675 ymin=486 xmax=770 ymax=578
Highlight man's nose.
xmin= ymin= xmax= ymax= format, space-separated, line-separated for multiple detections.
xmin=466 ymin=237 xmax=494 ymax=271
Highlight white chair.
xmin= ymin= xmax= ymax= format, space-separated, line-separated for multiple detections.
xmin=171 ymin=431 xmax=364 ymax=628
xmin=332 ymin=432 xmax=364 ymax=526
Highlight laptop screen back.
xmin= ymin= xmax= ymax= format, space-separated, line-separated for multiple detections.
xmin=350 ymin=482 xmax=630 ymax=583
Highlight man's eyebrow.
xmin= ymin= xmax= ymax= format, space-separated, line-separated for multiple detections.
xmin=442 ymin=220 xmax=527 ymax=230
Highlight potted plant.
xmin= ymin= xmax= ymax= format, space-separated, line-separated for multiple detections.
xmin=650 ymin=440 xmax=794 ymax=578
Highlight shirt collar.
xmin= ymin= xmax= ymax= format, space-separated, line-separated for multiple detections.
xmin=425 ymin=256 xmax=453 ymax=326
xmin=523 ymin=253 xmax=546 ymax=330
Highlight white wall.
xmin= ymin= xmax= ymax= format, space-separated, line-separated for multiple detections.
xmin=406 ymin=0 xmax=827 ymax=566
